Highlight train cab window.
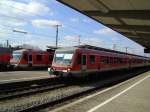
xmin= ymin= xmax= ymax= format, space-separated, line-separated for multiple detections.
xmin=77 ymin=54 xmax=81 ymax=65
xmin=49 ymin=55 xmax=53 ymax=61
xmin=90 ymin=55 xmax=95 ymax=64
xmin=36 ymin=55 xmax=42 ymax=61
xmin=82 ymin=55 xmax=86 ymax=65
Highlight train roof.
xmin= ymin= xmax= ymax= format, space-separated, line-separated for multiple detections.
xmin=13 ymin=49 xmax=47 ymax=53
xmin=47 ymin=46 xmax=59 ymax=50
xmin=55 ymin=46 xmax=77 ymax=52
xmin=56 ymin=45 xmax=150 ymax=59
xmin=77 ymin=45 xmax=150 ymax=59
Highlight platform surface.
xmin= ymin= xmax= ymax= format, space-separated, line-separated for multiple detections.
xmin=50 ymin=71 xmax=150 ymax=112
xmin=0 ymin=71 xmax=49 ymax=83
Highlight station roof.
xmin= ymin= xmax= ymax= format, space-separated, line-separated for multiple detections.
xmin=58 ymin=0 xmax=150 ymax=51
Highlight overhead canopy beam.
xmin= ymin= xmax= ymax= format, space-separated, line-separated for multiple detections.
xmin=58 ymin=0 xmax=150 ymax=53
xmin=107 ymin=24 xmax=150 ymax=32
xmin=122 ymin=32 xmax=150 ymax=37
xmin=83 ymin=10 xmax=150 ymax=20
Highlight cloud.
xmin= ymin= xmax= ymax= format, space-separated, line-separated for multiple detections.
xmin=12 ymin=34 xmax=56 ymax=50
xmin=25 ymin=39 xmax=55 ymax=50
xmin=0 ymin=0 xmax=52 ymax=16
xmin=94 ymin=28 xmax=115 ymax=35
xmin=83 ymin=37 xmax=105 ymax=46
xmin=58 ymin=35 xmax=80 ymax=46
xmin=32 ymin=19 xmax=62 ymax=28
xmin=70 ymin=17 xmax=93 ymax=23
xmin=62 ymin=36 xmax=106 ymax=47
xmin=21 ymin=1 xmax=52 ymax=16
xmin=0 ymin=18 xmax=27 ymax=27
xmin=0 ymin=29 xmax=10 ymax=38
xmin=82 ymin=19 xmax=92 ymax=23
xmin=64 ymin=35 xmax=79 ymax=41
xmin=0 ymin=0 xmax=52 ymax=27
xmin=70 ymin=18 xmax=92 ymax=23
xmin=111 ymin=37 xmax=120 ymax=44
xmin=70 ymin=18 xmax=79 ymax=22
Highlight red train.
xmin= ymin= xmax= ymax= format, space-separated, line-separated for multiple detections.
xmin=0 ymin=47 xmax=12 ymax=71
xmin=10 ymin=49 xmax=54 ymax=69
xmin=48 ymin=45 xmax=150 ymax=77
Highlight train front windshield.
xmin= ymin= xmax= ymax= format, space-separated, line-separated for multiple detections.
xmin=12 ymin=53 xmax=22 ymax=61
xmin=54 ymin=51 xmax=74 ymax=66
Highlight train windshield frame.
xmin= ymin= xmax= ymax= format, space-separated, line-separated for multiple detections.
xmin=54 ymin=50 xmax=74 ymax=66
xmin=12 ymin=52 xmax=22 ymax=61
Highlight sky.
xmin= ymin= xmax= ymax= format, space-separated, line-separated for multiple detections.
xmin=0 ymin=0 xmax=148 ymax=56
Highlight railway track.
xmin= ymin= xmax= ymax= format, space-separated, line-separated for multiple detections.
xmin=0 ymin=76 xmax=75 ymax=101
xmin=0 ymin=77 xmax=61 ymax=92
xmin=0 ymin=83 xmax=67 ymax=101
xmin=0 ymin=67 xmax=149 ymax=112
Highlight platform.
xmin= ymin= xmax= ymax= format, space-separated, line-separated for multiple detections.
xmin=0 ymin=71 xmax=49 ymax=83
xmin=50 ymin=71 xmax=150 ymax=112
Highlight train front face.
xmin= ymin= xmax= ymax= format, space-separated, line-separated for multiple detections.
xmin=10 ymin=51 xmax=23 ymax=68
xmin=48 ymin=48 xmax=76 ymax=77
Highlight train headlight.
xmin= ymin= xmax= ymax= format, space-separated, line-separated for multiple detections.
xmin=67 ymin=68 xmax=71 ymax=71
xmin=48 ymin=68 xmax=51 ymax=72
xmin=62 ymin=70 xmax=67 ymax=72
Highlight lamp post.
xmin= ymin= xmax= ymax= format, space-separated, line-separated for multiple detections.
xmin=125 ymin=47 xmax=130 ymax=53
xmin=78 ymin=35 xmax=81 ymax=46
xmin=52 ymin=24 xmax=61 ymax=48
xmin=12 ymin=29 xmax=28 ymax=46
xmin=6 ymin=40 xmax=9 ymax=48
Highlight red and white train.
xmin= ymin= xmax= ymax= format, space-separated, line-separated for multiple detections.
xmin=0 ymin=47 xmax=12 ymax=71
xmin=10 ymin=49 xmax=54 ymax=69
xmin=48 ymin=45 xmax=150 ymax=77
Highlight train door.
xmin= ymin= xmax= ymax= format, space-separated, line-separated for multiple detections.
xmin=82 ymin=54 xmax=87 ymax=72
xmin=28 ymin=54 xmax=32 ymax=67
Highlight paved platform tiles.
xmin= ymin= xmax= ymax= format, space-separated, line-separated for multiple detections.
xmin=50 ymin=71 xmax=150 ymax=112
xmin=0 ymin=71 xmax=50 ymax=83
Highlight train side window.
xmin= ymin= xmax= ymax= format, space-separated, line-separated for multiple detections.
xmin=90 ymin=55 xmax=95 ymax=64
xmin=115 ymin=57 xmax=118 ymax=63
xmin=113 ymin=57 xmax=115 ymax=64
xmin=23 ymin=54 xmax=28 ymax=61
xmin=82 ymin=55 xmax=86 ymax=65
xmin=101 ymin=56 xmax=106 ymax=64
xmin=49 ymin=55 xmax=53 ymax=61
xmin=109 ymin=57 xmax=111 ymax=64
xmin=118 ymin=58 xmax=122 ymax=63
xmin=77 ymin=54 xmax=81 ymax=65
xmin=36 ymin=55 xmax=42 ymax=61
xmin=100 ymin=56 xmax=104 ymax=64
xmin=106 ymin=57 xmax=109 ymax=64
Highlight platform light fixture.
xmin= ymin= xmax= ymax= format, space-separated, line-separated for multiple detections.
xmin=12 ymin=29 xmax=28 ymax=34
